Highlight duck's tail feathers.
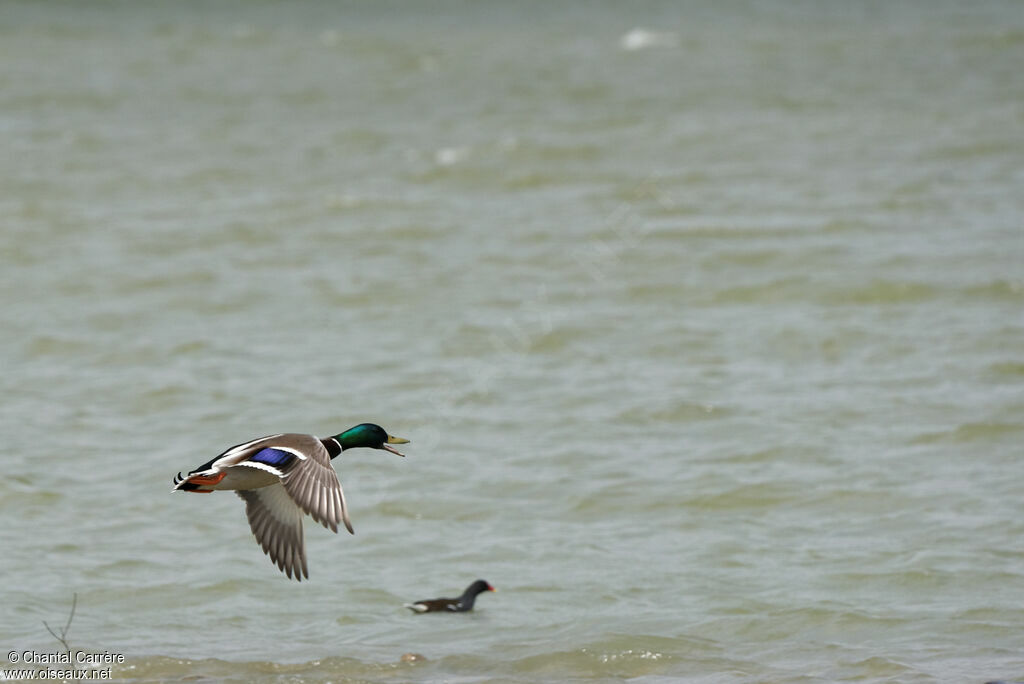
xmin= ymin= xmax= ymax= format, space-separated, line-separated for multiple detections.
xmin=172 ymin=471 xmax=209 ymax=492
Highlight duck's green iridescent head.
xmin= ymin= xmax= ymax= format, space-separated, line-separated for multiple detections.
xmin=335 ymin=423 xmax=409 ymax=456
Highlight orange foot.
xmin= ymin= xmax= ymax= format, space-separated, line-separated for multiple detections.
xmin=187 ymin=472 xmax=226 ymax=487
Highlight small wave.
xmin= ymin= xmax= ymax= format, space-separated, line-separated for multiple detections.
xmin=615 ymin=401 xmax=730 ymax=424
xmin=819 ymin=279 xmax=938 ymax=305
xmin=964 ymin=279 xmax=1024 ymax=301
xmin=909 ymin=422 xmax=1024 ymax=445
xmin=25 ymin=335 xmax=94 ymax=358
xmin=987 ymin=361 xmax=1024 ymax=378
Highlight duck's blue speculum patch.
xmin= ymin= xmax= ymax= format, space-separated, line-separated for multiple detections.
xmin=249 ymin=448 xmax=296 ymax=468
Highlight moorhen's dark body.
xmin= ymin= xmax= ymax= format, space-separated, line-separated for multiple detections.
xmin=404 ymin=579 xmax=495 ymax=613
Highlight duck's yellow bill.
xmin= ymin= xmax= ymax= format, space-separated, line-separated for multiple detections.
xmin=382 ymin=434 xmax=409 ymax=457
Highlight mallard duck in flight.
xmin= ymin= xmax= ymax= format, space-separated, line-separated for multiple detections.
xmin=173 ymin=423 xmax=409 ymax=580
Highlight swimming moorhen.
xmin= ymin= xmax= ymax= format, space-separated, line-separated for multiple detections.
xmin=404 ymin=579 xmax=496 ymax=613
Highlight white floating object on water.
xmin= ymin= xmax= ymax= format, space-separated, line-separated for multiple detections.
xmin=435 ymin=146 xmax=469 ymax=166
xmin=619 ymin=28 xmax=678 ymax=51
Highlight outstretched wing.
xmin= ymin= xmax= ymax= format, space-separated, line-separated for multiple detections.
xmin=237 ymin=483 xmax=307 ymax=580
xmin=273 ymin=437 xmax=352 ymax=535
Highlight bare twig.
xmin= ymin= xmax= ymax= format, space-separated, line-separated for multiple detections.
xmin=43 ymin=593 xmax=77 ymax=657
